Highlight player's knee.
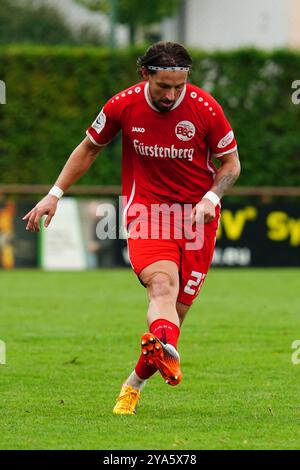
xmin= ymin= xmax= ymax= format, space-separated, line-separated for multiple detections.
xmin=147 ymin=271 xmax=176 ymax=301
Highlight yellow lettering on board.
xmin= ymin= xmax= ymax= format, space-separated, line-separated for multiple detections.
xmin=267 ymin=212 xmax=289 ymax=241
xmin=288 ymin=219 xmax=300 ymax=247
xmin=218 ymin=206 xmax=257 ymax=241
xmin=267 ymin=212 xmax=300 ymax=246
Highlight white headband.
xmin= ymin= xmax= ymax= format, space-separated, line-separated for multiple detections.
xmin=147 ymin=65 xmax=190 ymax=72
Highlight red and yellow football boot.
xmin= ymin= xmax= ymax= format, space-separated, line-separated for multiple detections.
xmin=140 ymin=333 xmax=182 ymax=386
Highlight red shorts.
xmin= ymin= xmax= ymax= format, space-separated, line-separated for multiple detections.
xmin=127 ymin=211 xmax=218 ymax=306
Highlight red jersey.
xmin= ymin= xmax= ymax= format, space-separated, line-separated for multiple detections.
xmin=87 ymin=81 xmax=237 ymax=214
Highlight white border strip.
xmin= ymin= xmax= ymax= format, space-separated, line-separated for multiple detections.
xmin=86 ymin=130 xmax=109 ymax=147
xmin=206 ymin=148 xmax=216 ymax=175
xmin=122 ymin=180 xmax=136 ymax=229
xmin=212 ymin=145 xmax=238 ymax=158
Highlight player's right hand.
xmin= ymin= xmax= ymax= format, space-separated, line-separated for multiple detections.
xmin=190 ymin=198 xmax=216 ymax=225
xmin=22 ymin=195 xmax=59 ymax=232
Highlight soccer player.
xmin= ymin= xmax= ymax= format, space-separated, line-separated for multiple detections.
xmin=23 ymin=42 xmax=241 ymax=415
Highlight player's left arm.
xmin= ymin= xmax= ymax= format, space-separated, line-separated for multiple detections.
xmin=210 ymin=150 xmax=241 ymax=199
xmin=192 ymin=150 xmax=241 ymax=224
xmin=204 ymin=150 xmax=240 ymax=222
xmin=192 ymin=94 xmax=241 ymax=224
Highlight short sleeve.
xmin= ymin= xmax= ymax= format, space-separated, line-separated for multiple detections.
xmin=86 ymin=98 xmax=121 ymax=147
xmin=206 ymin=100 xmax=237 ymax=157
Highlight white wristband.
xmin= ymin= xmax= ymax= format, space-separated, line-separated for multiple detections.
xmin=203 ymin=190 xmax=220 ymax=207
xmin=48 ymin=185 xmax=64 ymax=199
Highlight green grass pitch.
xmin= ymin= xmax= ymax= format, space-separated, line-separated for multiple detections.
xmin=0 ymin=268 xmax=300 ymax=450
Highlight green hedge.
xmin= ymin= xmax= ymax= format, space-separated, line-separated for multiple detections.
xmin=0 ymin=46 xmax=300 ymax=186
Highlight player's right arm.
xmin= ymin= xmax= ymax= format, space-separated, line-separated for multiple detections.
xmin=23 ymin=92 xmax=124 ymax=232
xmin=22 ymin=137 xmax=103 ymax=232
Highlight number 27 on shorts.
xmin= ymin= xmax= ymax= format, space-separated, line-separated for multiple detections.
xmin=184 ymin=271 xmax=206 ymax=295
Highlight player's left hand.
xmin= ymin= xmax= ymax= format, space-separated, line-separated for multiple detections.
xmin=191 ymin=198 xmax=216 ymax=225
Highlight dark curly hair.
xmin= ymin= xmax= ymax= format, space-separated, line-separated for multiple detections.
xmin=137 ymin=41 xmax=192 ymax=76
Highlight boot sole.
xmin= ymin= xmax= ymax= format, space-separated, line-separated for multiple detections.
xmin=140 ymin=333 xmax=182 ymax=386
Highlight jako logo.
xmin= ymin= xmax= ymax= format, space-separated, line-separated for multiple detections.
xmin=175 ymin=121 xmax=195 ymax=141
xmin=132 ymin=127 xmax=145 ymax=133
